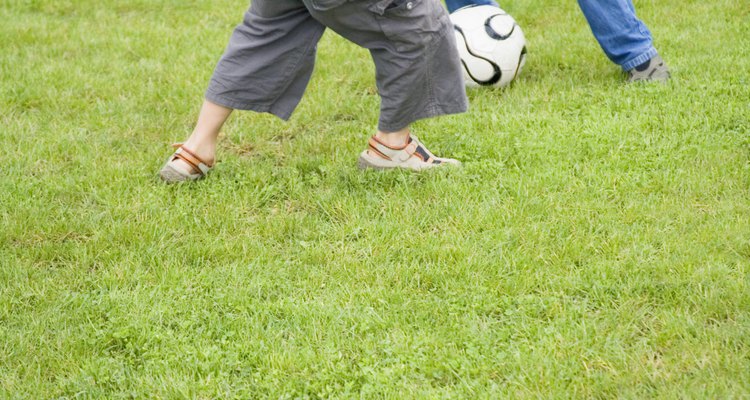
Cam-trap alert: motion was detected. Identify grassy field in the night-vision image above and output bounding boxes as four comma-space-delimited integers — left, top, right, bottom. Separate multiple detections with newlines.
2, 0, 749, 398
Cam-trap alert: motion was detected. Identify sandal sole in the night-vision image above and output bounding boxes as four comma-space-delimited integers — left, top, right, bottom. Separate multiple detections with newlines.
159, 164, 203, 183
357, 153, 459, 171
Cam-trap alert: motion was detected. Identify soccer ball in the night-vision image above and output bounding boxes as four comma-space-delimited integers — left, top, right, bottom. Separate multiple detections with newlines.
450, 5, 527, 88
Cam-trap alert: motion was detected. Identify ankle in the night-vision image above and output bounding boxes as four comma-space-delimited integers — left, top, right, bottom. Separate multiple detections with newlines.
375, 128, 410, 148
182, 138, 216, 165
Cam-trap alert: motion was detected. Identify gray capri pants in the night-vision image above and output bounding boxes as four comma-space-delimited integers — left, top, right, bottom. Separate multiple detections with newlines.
205, 0, 468, 132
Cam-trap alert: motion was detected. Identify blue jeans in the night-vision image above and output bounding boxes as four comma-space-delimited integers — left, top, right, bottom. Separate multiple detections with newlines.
444, 0, 657, 70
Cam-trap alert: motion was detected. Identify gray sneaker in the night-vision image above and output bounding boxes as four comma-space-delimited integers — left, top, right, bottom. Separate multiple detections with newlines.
627, 54, 670, 83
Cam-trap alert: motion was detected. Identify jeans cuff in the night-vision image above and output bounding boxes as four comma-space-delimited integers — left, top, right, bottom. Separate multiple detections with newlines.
620, 47, 658, 71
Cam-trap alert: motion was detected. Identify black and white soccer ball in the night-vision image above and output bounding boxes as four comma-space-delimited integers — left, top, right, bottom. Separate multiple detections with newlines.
450, 5, 527, 88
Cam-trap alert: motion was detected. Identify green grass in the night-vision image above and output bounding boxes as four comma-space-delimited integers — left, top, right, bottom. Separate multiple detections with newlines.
1, 0, 749, 398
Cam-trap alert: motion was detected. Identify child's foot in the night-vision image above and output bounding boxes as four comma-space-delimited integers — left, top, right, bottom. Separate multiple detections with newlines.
159, 144, 214, 183
627, 54, 670, 83
357, 134, 460, 171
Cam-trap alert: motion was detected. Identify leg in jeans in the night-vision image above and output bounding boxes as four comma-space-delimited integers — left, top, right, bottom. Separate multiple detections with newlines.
576, 0, 657, 71
447, 0, 662, 73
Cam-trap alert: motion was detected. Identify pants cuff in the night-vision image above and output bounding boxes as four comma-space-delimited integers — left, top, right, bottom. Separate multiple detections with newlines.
620, 47, 659, 71
204, 91, 293, 121
377, 102, 468, 132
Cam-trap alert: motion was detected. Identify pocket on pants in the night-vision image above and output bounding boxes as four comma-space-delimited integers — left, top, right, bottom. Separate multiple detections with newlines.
369, 0, 448, 53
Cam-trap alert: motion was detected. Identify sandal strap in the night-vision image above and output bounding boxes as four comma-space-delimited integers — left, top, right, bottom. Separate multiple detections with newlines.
368, 134, 445, 164
409, 136, 439, 164
368, 136, 418, 162
171, 146, 212, 176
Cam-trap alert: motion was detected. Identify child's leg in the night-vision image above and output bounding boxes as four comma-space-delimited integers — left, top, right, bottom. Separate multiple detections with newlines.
162, 0, 326, 180
325, 0, 467, 133
205, 0, 326, 117
307, 0, 467, 169
160, 100, 232, 180
179, 101, 232, 166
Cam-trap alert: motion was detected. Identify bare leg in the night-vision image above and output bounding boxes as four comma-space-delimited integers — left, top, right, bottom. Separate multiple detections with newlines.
161, 100, 232, 180
170, 100, 233, 173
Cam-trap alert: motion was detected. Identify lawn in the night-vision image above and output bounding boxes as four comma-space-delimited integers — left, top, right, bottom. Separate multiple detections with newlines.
1, 0, 749, 398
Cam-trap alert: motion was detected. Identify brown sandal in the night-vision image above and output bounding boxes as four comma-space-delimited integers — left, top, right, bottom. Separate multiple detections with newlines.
159, 143, 214, 183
